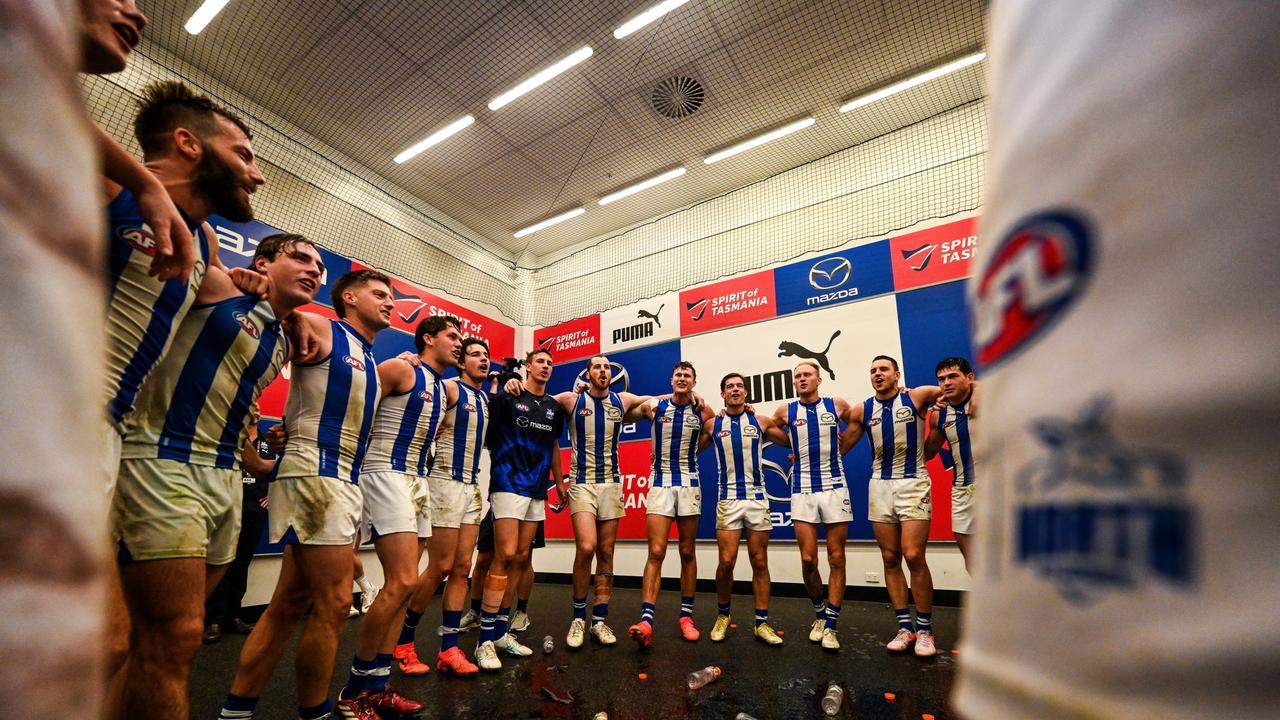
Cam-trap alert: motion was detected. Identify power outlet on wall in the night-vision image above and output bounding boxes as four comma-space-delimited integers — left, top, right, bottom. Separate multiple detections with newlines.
865, 572, 881, 584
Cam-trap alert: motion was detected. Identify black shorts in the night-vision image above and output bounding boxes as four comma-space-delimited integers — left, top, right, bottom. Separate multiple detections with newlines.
476, 508, 545, 553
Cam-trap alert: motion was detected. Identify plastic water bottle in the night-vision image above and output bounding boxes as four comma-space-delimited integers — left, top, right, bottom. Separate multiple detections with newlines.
821, 683, 844, 715
687, 666, 722, 690
542, 635, 554, 654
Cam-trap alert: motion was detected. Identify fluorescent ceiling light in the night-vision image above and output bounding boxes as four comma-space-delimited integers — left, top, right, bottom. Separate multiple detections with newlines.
839, 51, 987, 113
514, 207, 586, 238
393, 115, 475, 164
185, 0, 232, 34
598, 167, 686, 205
613, 0, 690, 39
703, 117, 816, 165
488, 46, 593, 111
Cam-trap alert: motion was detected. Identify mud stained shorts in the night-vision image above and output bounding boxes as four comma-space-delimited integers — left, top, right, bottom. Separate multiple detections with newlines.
359, 469, 419, 538
113, 458, 241, 564
790, 486, 853, 525
646, 485, 701, 518
568, 482, 625, 521
716, 498, 772, 532
103, 419, 123, 496
951, 483, 975, 534
269, 475, 363, 546
429, 477, 483, 529
867, 477, 932, 524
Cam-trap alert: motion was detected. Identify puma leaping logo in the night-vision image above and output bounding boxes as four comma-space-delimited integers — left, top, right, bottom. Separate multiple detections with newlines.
778, 330, 841, 380
637, 304, 664, 328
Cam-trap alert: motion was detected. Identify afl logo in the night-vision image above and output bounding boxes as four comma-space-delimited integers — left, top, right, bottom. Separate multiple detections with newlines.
233, 311, 260, 338
418, 390, 433, 402
578, 408, 593, 416
973, 210, 1093, 369
719, 430, 731, 438
463, 403, 476, 412
808, 256, 852, 290
869, 417, 882, 427
117, 225, 157, 256
343, 355, 365, 371
793, 418, 807, 427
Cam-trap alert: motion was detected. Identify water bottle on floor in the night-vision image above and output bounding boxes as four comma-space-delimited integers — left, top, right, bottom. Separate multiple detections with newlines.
687, 666, 722, 690
543, 635, 554, 654
821, 683, 844, 715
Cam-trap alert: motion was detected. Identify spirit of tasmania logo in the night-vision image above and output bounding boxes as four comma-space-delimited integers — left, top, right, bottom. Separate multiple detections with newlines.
1013, 398, 1196, 605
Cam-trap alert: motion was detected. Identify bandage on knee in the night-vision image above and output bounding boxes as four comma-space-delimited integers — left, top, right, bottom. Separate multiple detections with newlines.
482, 574, 508, 610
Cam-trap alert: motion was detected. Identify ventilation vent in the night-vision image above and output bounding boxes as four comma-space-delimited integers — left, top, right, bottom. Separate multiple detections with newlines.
651, 76, 705, 118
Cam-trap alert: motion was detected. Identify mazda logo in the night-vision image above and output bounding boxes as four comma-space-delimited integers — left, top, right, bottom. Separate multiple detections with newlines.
808, 257, 852, 290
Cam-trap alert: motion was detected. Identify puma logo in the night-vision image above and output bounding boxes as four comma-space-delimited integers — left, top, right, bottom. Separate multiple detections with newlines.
637, 304, 664, 328
777, 330, 841, 380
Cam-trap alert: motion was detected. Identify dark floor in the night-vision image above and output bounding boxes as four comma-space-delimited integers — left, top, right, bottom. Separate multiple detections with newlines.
192, 584, 960, 719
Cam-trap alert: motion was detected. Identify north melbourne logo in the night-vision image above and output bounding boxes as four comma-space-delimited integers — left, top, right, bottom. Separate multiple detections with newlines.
1014, 398, 1195, 605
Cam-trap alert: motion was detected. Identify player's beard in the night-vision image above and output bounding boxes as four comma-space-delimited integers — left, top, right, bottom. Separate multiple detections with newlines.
195, 149, 255, 222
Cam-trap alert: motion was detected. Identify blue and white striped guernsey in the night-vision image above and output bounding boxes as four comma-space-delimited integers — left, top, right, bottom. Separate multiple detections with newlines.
121, 295, 288, 468
569, 391, 624, 484
363, 363, 444, 477
863, 391, 927, 480
104, 188, 210, 433
938, 399, 976, 487
786, 398, 845, 493
650, 398, 702, 488
273, 319, 380, 484
428, 381, 489, 484
713, 412, 765, 501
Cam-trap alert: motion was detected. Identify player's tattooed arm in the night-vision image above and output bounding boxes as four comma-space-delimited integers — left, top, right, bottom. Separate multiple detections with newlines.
97, 125, 195, 283
924, 409, 946, 460
838, 399, 865, 455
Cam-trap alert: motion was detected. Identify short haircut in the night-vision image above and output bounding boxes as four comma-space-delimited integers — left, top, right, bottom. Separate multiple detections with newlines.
794, 360, 821, 375
251, 233, 315, 269
414, 314, 461, 353
459, 337, 489, 361
134, 81, 252, 159
673, 360, 696, 378
720, 372, 745, 391
329, 269, 390, 319
935, 356, 974, 376
872, 354, 900, 372
587, 354, 610, 368
526, 348, 553, 364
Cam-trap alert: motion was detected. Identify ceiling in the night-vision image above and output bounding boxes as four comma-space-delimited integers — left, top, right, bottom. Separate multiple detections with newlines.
141, 0, 986, 260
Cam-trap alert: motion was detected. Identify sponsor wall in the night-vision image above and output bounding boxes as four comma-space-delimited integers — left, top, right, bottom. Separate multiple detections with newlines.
536, 216, 979, 543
